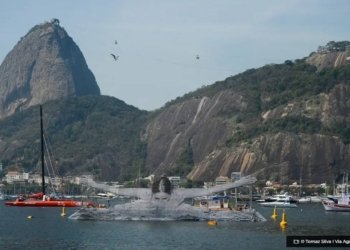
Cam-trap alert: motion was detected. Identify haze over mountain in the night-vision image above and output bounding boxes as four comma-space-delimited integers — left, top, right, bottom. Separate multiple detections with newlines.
1, 20, 350, 185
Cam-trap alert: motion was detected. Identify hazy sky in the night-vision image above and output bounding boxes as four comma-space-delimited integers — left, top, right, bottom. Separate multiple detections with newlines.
0, 0, 349, 111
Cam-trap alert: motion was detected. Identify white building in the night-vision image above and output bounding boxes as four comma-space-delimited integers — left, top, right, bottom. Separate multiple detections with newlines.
231, 172, 241, 182
215, 176, 230, 185
5, 170, 27, 183
168, 176, 181, 189
74, 175, 94, 185
28, 174, 43, 184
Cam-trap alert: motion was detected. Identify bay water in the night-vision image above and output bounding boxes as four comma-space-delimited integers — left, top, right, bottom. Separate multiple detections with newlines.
1, 201, 349, 249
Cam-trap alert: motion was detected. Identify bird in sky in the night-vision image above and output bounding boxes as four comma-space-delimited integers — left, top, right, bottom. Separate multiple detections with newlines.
196, 54, 200, 60
110, 53, 119, 61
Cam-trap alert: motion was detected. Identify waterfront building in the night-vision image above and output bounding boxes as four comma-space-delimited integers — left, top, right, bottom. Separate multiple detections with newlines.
5, 168, 25, 183
231, 172, 241, 182
168, 176, 181, 189
215, 176, 230, 185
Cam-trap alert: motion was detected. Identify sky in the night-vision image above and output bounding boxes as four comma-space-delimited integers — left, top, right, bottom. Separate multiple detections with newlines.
0, 0, 349, 111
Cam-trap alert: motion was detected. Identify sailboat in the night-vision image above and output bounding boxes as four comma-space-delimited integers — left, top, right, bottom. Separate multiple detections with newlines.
322, 173, 350, 212
5, 106, 94, 207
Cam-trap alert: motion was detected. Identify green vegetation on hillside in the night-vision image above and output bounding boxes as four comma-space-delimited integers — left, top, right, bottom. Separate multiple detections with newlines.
0, 96, 148, 181
165, 58, 350, 145
166, 60, 350, 115
2, 42, 350, 182
167, 139, 194, 177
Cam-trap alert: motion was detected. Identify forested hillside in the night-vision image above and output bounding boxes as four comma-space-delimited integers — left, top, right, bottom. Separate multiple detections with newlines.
0, 96, 148, 181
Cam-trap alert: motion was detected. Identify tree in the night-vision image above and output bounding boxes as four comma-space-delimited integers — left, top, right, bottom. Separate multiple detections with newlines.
51, 18, 60, 26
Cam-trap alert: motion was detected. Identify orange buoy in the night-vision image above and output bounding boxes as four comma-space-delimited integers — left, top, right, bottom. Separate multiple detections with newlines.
208, 220, 218, 226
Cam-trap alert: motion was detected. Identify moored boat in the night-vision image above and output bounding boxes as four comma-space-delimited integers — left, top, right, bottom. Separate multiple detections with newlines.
5, 198, 93, 207
297, 196, 322, 203
5, 192, 93, 207
257, 193, 298, 204
322, 173, 350, 212
5, 106, 94, 208
259, 201, 298, 208
297, 197, 311, 203
322, 198, 350, 212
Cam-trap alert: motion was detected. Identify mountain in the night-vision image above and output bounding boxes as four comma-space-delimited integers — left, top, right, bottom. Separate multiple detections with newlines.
143, 41, 350, 184
0, 96, 147, 182
1, 24, 350, 186
0, 19, 100, 119
0, 20, 143, 182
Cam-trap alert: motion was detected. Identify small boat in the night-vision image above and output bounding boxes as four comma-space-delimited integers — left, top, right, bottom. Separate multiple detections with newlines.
322, 197, 350, 212
258, 192, 298, 204
322, 200, 350, 212
297, 197, 311, 203
322, 174, 350, 212
5, 106, 94, 208
322, 193, 350, 212
96, 192, 115, 199
260, 201, 297, 208
297, 196, 322, 203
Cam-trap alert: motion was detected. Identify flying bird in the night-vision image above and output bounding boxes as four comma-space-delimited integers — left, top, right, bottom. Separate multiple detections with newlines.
110, 53, 119, 61
196, 54, 200, 60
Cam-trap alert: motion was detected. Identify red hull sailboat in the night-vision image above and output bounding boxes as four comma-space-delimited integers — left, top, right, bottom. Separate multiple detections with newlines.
5, 192, 94, 207
5, 106, 94, 208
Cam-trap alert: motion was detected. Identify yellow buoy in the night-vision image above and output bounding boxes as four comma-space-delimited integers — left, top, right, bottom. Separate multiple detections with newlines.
279, 209, 287, 227
61, 207, 66, 217
208, 220, 218, 226
271, 207, 278, 220
27, 215, 33, 219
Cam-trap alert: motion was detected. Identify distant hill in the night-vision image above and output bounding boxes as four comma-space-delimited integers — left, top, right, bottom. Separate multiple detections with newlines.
0, 19, 100, 119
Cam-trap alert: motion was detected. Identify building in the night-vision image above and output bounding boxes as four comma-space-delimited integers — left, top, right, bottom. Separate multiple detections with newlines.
231, 172, 241, 182
50, 177, 63, 188
28, 174, 43, 184
5, 169, 26, 183
215, 176, 230, 186
168, 176, 181, 189
74, 175, 94, 185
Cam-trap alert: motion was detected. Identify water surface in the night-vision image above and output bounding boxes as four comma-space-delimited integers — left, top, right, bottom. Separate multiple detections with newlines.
0, 201, 349, 249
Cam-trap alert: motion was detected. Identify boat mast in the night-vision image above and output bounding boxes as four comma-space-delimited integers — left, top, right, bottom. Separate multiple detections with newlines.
40, 105, 45, 195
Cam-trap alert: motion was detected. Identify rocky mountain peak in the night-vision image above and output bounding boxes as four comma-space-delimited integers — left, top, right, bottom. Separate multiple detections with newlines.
306, 41, 350, 71
0, 19, 100, 118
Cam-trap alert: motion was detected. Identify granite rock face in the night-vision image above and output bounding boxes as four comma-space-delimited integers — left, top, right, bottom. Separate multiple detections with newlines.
144, 84, 350, 184
306, 50, 350, 71
0, 20, 100, 118
143, 42, 350, 184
